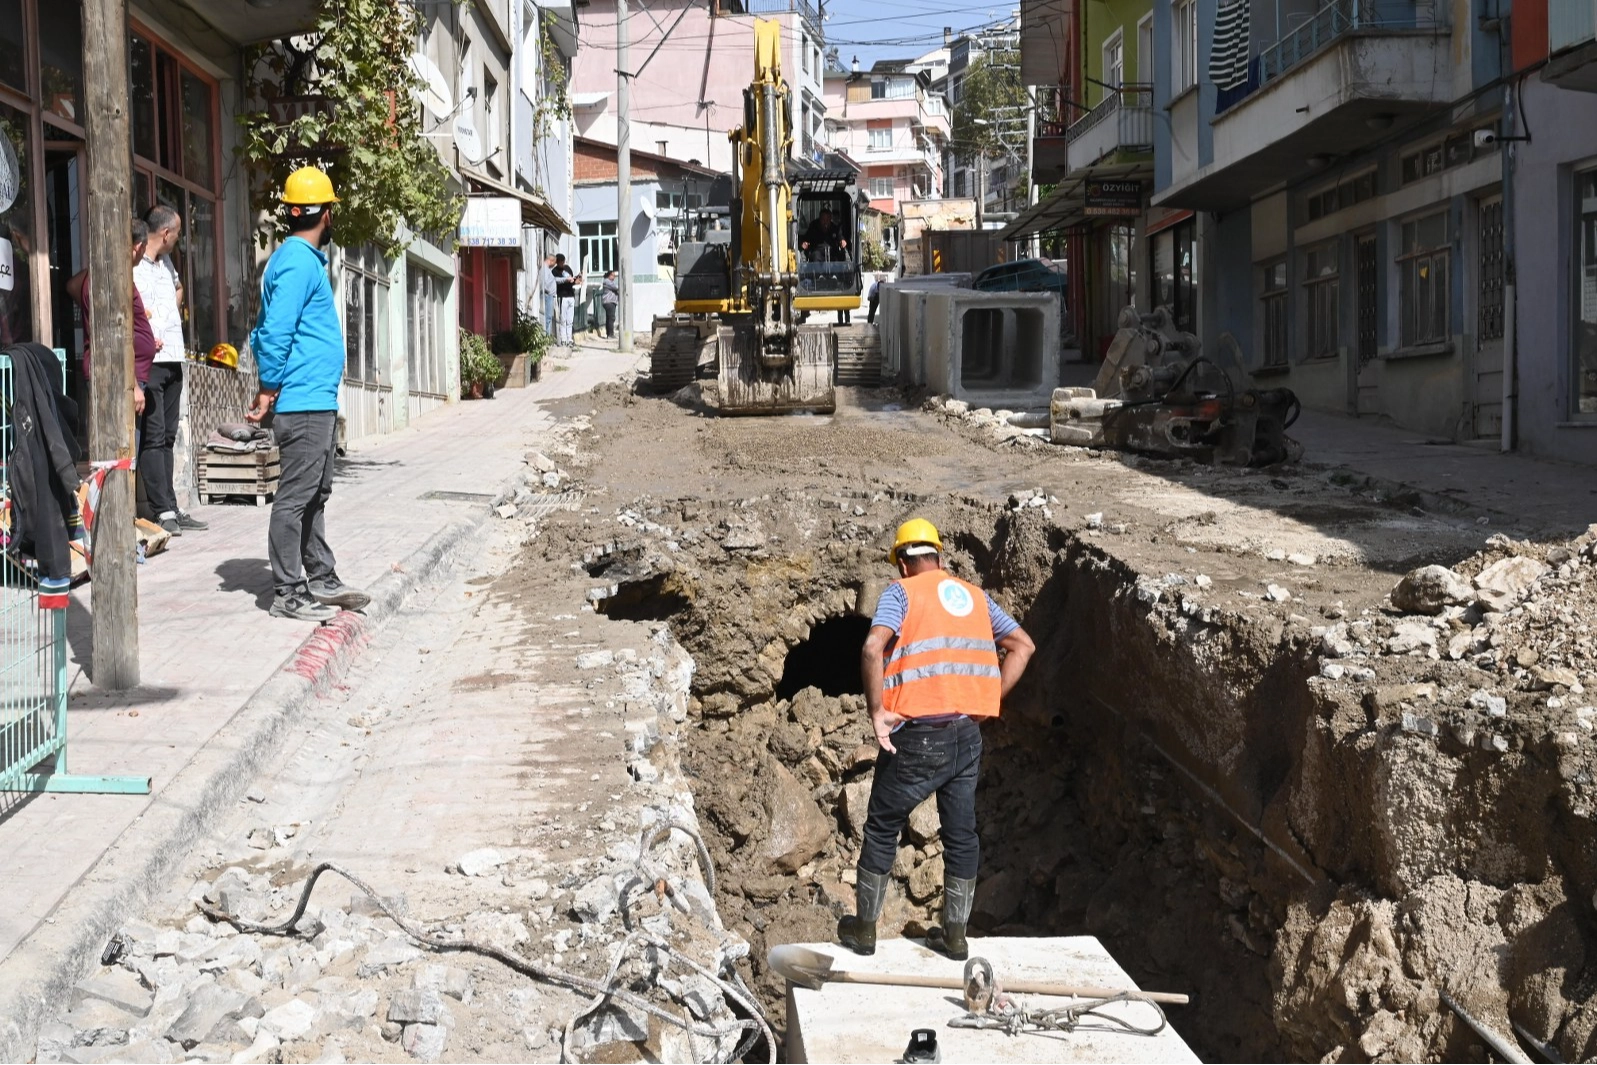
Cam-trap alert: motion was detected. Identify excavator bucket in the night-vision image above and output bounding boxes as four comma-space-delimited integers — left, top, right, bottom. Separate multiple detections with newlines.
717, 323, 835, 414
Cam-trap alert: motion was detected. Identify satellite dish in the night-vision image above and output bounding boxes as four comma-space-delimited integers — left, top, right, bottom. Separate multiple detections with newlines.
409, 52, 453, 120
640, 197, 656, 220
455, 109, 485, 164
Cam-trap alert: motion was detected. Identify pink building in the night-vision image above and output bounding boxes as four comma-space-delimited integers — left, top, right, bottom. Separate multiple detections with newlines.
571, 0, 828, 173
822, 61, 951, 217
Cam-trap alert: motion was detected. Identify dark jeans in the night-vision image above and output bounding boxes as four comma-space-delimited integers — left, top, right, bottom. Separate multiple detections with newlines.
867, 295, 879, 324
269, 410, 339, 598
838, 309, 852, 324
139, 362, 183, 516
603, 303, 616, 338
860, 717, 983, 880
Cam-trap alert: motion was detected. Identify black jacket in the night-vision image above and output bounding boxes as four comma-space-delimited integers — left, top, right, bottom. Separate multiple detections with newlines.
5, 343, 83, 593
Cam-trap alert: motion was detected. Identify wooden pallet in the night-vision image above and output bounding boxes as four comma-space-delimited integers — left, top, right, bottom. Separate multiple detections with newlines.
198, 448, 281, 506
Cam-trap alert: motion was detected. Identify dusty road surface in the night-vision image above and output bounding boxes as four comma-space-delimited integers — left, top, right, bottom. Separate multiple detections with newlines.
35, 372, 1597, 1064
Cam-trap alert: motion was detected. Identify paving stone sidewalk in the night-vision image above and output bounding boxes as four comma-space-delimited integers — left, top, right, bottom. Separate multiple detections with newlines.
0, 348, 641, 972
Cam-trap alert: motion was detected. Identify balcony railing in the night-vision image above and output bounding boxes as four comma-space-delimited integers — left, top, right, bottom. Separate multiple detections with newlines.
729, 0, 822, 37
1259, 0, 1441, 84
1064, 84, 1154, 161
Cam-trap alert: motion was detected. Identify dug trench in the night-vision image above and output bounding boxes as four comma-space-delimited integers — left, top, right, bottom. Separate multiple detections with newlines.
533, 385, 1597, 1062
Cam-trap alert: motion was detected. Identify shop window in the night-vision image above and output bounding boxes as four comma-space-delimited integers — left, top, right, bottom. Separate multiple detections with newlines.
37, 0, 82, 125
1260, 261, 1287, 367
343, 245, 389, 383
580, 221, 617, 276
0, 0, 24, 94
1303, 243, 1339, 358
180, 71, 214, 188
1150, 219, 1197, 332
1575, 169, 1597, 414
0, 102, 34, 347
408, 267, 448, 397
130, 36, 157, 162
1398, 212, 1449, 348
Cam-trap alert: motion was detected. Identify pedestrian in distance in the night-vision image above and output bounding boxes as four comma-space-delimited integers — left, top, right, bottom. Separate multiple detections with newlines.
246, 167, 371, 622
134, 204, 207, 537
867, 273, 883, 325
551, 254, 580, 346
540, 254, 557, 336
837, 518, 1035, 961
601, 269, 619, 339
67, 219, 159, 418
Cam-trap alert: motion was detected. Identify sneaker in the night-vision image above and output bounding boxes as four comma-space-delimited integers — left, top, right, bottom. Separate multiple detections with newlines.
308, 579, 371, 612
159, 517, 182, 537
175, 511, 209, 531
269, 593, 338, 622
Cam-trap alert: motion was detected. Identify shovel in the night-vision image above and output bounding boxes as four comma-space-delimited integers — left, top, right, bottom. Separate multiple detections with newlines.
767, 944, 1190, 1005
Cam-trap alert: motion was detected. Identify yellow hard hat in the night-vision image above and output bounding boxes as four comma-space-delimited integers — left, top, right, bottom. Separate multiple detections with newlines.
281, 167, 339, 206
889, 517, 943, 564
206, 343, 239, 370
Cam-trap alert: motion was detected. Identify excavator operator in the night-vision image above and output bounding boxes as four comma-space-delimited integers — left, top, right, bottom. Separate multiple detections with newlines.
799, 208, 848, 260
837, 518, 1035, 962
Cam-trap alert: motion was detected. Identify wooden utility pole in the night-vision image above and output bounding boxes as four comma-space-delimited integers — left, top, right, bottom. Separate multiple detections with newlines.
82, 0, 140, 689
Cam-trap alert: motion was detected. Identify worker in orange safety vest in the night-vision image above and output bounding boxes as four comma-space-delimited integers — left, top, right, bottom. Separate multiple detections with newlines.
837, 518, 1035, 960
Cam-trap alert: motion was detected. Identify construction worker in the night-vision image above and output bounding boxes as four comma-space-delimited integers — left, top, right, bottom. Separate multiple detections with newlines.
838, 518, 1035, 960
246, 167, 370, 621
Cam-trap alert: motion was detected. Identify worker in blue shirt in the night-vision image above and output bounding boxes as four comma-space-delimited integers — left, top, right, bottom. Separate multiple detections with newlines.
246, 167, 370, 622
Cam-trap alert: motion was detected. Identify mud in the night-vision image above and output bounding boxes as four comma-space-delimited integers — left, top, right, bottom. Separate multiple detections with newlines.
532, 380, 1597, 1062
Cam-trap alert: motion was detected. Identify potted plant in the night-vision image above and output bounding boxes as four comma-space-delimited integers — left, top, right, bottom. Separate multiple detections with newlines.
491, 310, 551, 387
459, 330, 500, 399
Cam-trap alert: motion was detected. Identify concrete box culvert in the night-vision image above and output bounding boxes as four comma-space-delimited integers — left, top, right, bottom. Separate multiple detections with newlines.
921, 290, 1060, 410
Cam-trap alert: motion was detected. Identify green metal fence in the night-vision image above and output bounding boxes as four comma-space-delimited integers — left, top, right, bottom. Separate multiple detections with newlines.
0, 348, 147, 795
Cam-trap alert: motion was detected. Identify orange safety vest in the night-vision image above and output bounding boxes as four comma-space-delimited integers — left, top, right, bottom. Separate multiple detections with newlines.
881, 570, 1003, 719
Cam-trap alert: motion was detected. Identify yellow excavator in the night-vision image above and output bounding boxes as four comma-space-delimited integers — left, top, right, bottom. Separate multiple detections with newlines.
653, 18, 862, 414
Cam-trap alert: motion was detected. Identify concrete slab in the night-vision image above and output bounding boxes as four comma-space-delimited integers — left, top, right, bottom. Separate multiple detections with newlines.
784, 936, 1201, 1064
922, 290, 1060, 409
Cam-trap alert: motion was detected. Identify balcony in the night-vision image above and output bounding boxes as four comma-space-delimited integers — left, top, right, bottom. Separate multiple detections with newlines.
1544, 0, 1597, 91
1065, 86, 1154, 173
1157, 0, 1450, 211
725, 0, 823, 38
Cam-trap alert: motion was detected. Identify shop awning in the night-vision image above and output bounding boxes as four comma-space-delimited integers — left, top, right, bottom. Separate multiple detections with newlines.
998, 160, 1154, 242
460, 167, 573, 237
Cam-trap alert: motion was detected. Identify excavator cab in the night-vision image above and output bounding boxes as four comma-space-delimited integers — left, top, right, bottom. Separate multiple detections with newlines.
791, 172, 862, 306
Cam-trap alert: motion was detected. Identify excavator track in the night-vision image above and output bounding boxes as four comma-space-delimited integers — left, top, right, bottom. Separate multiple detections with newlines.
716, 323, 835, 415
648, 318, 717, 394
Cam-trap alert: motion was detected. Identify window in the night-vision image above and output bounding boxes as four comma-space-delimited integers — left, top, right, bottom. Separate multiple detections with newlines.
802, 36, 811, 74
1574, 169, 1597, 413
1102, 29, 1124, 90
1400, 127, 1497, 185
869, 176, 894, 199
1138, 15, 1154, 84
1150, 219, 1197, 331
579, 220, 618, 276
1172, 0, 1198, 94
483, 70, 500, 163
1261, 261, 1288, 367
1398, 212, 1450, 348
868, 125, 892, 150
1303, 244, 1339, 358
407, 267, 448, 398
871, 76, 914, 100
1307, 170, 1377, 221
343, 245, 390, 383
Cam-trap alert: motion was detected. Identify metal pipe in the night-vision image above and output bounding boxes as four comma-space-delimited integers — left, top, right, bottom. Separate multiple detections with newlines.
1440, 991, 1532, 1065
1500, 67, 1519, 453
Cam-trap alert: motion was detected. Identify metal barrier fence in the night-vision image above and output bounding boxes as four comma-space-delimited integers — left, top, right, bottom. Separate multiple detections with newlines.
0, 348, 148, 795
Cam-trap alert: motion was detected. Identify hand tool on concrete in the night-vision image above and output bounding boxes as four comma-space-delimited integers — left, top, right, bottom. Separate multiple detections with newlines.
767, 944, 1191, 1005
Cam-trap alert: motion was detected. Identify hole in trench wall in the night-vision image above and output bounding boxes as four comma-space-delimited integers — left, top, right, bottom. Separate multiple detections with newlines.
775, 614, 871, 700
594, 574, 692, 621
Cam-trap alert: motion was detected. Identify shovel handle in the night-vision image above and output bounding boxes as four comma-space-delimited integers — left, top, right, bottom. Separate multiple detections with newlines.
831, 970, 1190, 1005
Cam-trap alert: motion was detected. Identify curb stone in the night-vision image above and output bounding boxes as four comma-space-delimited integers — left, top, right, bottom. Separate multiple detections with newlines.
0, 494, 503, 1063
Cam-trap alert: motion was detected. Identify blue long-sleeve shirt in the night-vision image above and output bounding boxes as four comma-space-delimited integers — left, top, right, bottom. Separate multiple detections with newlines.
249, 236, 344, 413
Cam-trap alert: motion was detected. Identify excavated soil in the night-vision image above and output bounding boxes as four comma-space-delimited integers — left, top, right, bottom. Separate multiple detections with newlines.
531, 380, 1597, 1061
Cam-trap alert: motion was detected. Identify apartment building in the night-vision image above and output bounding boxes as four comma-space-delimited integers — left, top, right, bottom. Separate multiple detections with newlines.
821, 60, 951, 215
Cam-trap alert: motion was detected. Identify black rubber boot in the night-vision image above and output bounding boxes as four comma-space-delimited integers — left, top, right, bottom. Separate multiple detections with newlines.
926, 875, 976, 960
837, 867, 890, 956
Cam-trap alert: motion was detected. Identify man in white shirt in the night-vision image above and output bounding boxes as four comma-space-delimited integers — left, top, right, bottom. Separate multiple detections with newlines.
133, 205, 207, 536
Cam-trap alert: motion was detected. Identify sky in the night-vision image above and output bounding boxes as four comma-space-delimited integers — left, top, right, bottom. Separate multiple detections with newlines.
818, 0, 1020, 69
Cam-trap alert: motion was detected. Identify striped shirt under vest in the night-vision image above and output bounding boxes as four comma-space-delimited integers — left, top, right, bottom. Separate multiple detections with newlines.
881, 571, 1003, 719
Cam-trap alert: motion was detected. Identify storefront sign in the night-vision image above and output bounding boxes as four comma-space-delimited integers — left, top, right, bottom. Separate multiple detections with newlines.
268, 95, 338, 126
0, 132, 19, 215
0, 237, 12, 292
459, 197, 522, 247
1084, 180, 1142, 217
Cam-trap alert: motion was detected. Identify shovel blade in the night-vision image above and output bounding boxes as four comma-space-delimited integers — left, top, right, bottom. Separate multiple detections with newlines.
767, 943, 838, 992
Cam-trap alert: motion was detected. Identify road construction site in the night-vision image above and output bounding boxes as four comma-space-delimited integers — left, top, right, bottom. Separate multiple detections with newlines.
27, 355, 1597, 1063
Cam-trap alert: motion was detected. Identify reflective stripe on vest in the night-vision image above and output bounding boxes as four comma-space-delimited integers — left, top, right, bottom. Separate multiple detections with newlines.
881, 571, 1002, 719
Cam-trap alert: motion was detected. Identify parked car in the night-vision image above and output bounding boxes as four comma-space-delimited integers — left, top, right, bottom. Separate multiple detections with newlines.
973, 258, 1073, 344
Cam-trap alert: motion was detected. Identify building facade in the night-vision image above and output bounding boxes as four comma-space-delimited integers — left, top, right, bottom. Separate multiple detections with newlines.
820, 61, 950, 218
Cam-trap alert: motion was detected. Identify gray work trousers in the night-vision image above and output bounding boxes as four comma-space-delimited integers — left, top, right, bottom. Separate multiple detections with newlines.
269, 410, 339, 598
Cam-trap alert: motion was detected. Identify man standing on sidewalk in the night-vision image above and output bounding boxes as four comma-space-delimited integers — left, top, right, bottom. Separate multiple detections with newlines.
551, 253, 579, 346
246, 167, 370, 622
600, 270, 619, 340
837, 518, 1034, 961
134, 205, 207, 537
539, 254, 558, 336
